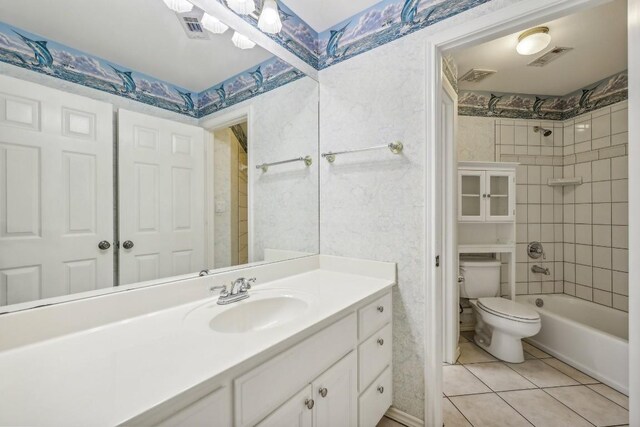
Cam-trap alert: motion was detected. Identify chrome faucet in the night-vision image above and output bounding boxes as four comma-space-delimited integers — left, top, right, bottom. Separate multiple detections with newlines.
531, 265, 550, 275
210, 277, 256, 305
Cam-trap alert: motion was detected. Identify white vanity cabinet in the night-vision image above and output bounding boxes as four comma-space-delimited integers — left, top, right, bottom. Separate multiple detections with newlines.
234, 290, 391, 427
259, 352, 358, 427
459, 163, 516, 222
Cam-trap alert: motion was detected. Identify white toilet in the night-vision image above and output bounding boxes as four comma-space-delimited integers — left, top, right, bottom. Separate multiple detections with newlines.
460, 259, 541, 363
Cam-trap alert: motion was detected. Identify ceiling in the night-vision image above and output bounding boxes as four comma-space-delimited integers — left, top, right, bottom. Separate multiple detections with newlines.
452, 0, 627, 95
0, 0, 274, 92
282, 0, 382, 32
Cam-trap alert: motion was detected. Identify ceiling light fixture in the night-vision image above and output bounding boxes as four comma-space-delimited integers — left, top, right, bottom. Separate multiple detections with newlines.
201, 12, 229, 34
162, 0, 193, 13
258, 0, 283, 34
232, 31, 256, 49
227, 0, 256, 15
516, 27, 551, 56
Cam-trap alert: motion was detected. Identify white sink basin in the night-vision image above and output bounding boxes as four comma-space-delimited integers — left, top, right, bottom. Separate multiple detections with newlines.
209, 296, 309, 334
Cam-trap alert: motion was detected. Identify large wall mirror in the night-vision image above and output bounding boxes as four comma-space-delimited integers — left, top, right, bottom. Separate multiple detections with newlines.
0, 0, 319, 312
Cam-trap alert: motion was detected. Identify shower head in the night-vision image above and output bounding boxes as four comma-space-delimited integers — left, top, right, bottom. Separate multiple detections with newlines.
534, 126, 552, 137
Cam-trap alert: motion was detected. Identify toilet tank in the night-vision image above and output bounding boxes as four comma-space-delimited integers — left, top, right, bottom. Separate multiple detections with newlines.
459, 259, 501, 299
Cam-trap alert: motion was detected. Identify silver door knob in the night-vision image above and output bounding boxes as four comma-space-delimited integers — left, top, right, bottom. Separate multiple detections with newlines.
122, 240, 134, 250
304, 398, 315, 410
319, 388, 328, 398
98, 240, 111, 250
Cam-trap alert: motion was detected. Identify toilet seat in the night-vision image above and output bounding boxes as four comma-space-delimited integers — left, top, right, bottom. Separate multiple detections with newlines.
477, 297, 540, 323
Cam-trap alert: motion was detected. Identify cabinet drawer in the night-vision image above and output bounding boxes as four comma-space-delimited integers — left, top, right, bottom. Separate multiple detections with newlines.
358, 293, 392, 340
234, 313, 357, 427
358, 323, 392, 391
358, 367, 392, 427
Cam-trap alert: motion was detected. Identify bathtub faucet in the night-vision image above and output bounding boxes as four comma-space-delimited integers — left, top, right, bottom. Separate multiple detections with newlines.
531, 265, 550, 275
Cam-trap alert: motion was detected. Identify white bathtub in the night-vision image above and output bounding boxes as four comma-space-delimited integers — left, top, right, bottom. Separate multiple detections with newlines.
516, 294, 628, 394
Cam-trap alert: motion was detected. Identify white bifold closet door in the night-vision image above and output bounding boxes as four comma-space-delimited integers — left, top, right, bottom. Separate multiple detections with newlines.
118, 109, 205, 285
0, 75, 114, 306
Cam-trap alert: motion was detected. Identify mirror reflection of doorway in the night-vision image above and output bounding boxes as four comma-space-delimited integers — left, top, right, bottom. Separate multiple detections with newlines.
213, 122, 248, 269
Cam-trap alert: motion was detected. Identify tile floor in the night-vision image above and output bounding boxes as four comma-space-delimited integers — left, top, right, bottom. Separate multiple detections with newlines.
443, 332, 629, 427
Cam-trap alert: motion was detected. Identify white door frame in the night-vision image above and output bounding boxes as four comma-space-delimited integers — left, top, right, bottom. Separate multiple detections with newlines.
424, 0, 636, 425
200, 107, 255, 265
441, 77, 459, 365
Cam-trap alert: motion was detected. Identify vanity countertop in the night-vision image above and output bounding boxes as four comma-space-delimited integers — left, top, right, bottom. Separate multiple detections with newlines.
0, 259, 395, 426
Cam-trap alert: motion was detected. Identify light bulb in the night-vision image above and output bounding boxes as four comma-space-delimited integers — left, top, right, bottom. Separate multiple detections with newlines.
258, 0, 282, 34
201, 13, 229, 34
162, 0, 193, 13
232, 31, 256, 49
516, 27, 551, 56
227, 0, 255, 15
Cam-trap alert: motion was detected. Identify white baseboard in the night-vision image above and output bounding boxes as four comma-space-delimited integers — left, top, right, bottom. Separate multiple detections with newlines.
385, 406, 424, 427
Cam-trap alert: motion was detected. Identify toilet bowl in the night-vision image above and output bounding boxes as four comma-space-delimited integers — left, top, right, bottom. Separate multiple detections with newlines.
470, 297, 541, 363
460, 258, 542, 363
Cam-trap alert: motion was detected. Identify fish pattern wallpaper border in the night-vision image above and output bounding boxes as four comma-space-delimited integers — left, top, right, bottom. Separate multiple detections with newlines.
458, 70, 628, 121
222, 0, 493, 70
0, 21, 303, 118
0, 21, 200, 118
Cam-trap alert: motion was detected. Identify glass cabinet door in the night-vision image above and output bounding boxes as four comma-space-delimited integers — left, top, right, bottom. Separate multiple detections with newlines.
458, 171, 484, 221
486, 172, 514, 221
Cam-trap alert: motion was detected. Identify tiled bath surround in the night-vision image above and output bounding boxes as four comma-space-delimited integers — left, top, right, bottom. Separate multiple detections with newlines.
458, 101, 629, 312
495, 119, 565, 297
561, 102, 629, 311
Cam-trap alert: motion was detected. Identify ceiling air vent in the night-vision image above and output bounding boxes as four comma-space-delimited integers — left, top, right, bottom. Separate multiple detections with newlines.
176, 12, 210, 40
528, 47, 573, 67
459, 69, 497, 84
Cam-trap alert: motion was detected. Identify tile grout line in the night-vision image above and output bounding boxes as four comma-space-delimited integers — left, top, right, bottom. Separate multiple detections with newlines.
445, 396, 476, 427
538, 387, 598, 427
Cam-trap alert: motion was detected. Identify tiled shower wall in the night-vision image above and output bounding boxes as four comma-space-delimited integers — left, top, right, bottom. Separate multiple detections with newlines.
459, 101, 629, 312
494, 120, 566, 297
561, 102, 629, 312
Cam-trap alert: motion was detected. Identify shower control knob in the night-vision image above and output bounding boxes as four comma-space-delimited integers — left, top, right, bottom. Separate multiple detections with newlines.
122, 240, 134, 250
98, 240, 111, 250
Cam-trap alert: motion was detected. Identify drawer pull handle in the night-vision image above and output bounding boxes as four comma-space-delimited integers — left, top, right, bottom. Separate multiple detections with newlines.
305, 398, 315, 410
319, 387, 328, 398
377, 338, 384, 346
377, 386, 385, 394
377, 305, 384, 313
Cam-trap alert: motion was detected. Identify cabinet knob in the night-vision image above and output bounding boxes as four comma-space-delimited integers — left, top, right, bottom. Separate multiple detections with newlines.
377, 386, 385, 394
122, 240, 134, 250
482, 194, 487, 198
319, 387, 328, 398
98, 240, 111, 250
377, 338, 384, 346
377, 305, 384, 313
304, 398, 315, 410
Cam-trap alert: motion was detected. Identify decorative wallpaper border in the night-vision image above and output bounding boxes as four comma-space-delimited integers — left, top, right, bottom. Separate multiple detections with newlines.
458, 70, 628, 121
0, 21, 303, 118
223, 0, 493, 71
198, 56, 304, 116
0, 22, 200, 117
316, 0, 491, 69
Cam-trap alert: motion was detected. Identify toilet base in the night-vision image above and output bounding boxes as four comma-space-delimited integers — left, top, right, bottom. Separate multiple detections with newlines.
474, 330, 525, 363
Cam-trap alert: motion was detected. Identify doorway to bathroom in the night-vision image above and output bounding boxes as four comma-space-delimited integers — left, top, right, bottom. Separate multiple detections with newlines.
424, 0, 638, 425
209, 121, 249, 269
